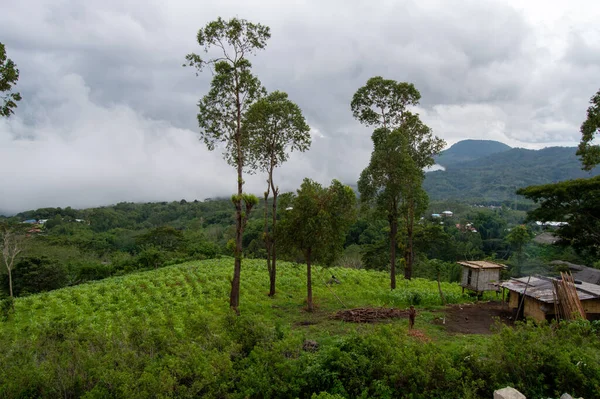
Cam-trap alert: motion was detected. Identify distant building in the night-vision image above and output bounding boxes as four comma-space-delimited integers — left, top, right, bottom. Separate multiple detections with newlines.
442, 211, 453, 217
459, 260, 505, 293
456, 223, 478, 233
22, 219, 38, 224
535, 221, 568, 228
431, 213, 441, 218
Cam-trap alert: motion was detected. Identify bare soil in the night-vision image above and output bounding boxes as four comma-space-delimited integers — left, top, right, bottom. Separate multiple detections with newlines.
331, 307, 410, 323
433, 301, 514, 334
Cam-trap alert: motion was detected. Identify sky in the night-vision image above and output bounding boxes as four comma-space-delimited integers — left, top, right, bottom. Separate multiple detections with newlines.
1, 0, 599, 214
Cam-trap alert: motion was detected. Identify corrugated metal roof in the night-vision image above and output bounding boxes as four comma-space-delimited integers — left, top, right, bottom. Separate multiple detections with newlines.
500, 276, 600, 303
458, 260, 505, 269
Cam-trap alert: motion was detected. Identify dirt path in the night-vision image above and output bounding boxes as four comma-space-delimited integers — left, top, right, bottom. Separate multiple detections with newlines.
434, 301, 513, 334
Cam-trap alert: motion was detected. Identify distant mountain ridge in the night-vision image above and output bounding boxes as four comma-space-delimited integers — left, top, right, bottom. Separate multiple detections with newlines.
435, 139, 512, 167
424, 140, 600, 202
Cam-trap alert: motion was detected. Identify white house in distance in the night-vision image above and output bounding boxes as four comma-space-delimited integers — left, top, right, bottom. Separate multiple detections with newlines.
458, 260, 505, 293
442, 211, 453, 217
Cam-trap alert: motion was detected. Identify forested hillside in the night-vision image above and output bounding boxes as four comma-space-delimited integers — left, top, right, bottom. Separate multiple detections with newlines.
425, 144, 600, 202
435, 139, 511, 166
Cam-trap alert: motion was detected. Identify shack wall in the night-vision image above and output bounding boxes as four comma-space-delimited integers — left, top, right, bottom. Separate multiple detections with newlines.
476, 269, 501, 291
461, 268, 480, 290
582, 298, 600, 316
524, 297, 547, 322
508, 290, 519, 308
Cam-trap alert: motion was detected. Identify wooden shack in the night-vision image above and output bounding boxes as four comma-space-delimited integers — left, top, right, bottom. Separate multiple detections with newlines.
459, 260, 504, 293
501, 276, 600, 322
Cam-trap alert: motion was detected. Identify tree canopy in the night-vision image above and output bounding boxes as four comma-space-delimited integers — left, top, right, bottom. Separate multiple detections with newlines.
517, 176, 600, 257
577, 88, 600, 171
350, 76, 420, 129
0, 42, 21, 118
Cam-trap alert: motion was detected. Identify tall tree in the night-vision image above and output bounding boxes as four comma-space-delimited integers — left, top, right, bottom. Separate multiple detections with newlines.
0, 42, 21, 117
0, 225, 24, 298
576, 88, 600, 171
278, 179, 356, 312
353, 78, 444, 286
185, 17, 270, 313
396, 114, 445, 279
243, 91, 311, 296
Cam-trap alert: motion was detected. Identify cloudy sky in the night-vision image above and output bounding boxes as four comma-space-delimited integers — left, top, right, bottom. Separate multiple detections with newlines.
1, 0, 599, 214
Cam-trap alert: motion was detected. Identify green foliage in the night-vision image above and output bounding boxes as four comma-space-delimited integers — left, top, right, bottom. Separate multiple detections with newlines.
518, 176, 600, 257
2, 256, 68, 297
0, 259, 599, 398
577, 88, 600, 171
0, 297, 14, 321
135, 226, 185, 252
244, 90, 311, 172
279, 179, 357, 266
0, 42, 21, 117
137, 245, 166, 269
350, 76, 420, 129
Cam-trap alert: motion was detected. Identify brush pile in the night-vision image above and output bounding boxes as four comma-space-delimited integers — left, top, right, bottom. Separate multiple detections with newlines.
331, 307, 409, 323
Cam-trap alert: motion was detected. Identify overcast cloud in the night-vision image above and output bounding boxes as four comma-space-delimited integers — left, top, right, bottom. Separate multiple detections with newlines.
1, 0, 599, 214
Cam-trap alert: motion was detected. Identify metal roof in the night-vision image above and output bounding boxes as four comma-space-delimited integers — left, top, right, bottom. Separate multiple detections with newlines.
458, 260, 505, 270
549, 261, 600, 285
500, 276, 600, 304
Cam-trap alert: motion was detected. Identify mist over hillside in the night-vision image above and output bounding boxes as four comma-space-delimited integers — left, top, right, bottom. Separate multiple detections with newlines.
424, 140, 599, 202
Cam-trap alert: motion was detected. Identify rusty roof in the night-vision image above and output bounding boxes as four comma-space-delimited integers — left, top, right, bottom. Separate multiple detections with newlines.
500, 276, 600, 303
457, 260, 505, 269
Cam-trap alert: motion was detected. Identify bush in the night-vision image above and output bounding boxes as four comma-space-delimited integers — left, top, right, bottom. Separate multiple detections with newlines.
1, 256, 68, 296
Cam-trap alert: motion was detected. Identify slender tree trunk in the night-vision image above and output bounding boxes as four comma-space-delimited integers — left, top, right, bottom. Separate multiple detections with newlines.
8, 267, 13, 298
404, 204, 414, 280
230, 74, 243, 314
389, 215, 397, 290
269, 168, 278, 297
231, 196, 243, 313
264, 184, 273, 296
306, 248, 313, 312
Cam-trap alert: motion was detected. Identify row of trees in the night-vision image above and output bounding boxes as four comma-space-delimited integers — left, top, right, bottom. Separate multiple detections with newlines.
186, 17, 449, 312
185, 18, 314, 311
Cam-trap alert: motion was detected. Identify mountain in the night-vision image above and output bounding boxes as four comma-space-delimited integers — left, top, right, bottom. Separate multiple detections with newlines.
424, 144, 600, 202
435, 140, 512, 167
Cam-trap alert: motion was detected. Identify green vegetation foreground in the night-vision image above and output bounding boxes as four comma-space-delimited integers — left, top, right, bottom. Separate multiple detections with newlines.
1, 259, 599, 398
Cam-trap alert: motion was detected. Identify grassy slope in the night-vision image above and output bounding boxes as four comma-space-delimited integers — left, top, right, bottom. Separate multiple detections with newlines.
4, 258, 472, 339
1, 259, 599, 398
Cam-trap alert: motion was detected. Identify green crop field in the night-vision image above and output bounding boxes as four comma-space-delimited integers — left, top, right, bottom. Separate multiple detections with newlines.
1, 259, 599, 398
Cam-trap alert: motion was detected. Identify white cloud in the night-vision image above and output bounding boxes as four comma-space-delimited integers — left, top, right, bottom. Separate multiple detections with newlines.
2, 0, 600, 213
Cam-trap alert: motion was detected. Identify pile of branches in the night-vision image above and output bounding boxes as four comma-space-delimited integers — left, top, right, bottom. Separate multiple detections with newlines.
552, 272, 586, 321
331, 307, 409, 323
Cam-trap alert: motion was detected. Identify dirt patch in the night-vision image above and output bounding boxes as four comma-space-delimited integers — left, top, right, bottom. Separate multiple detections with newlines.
331, 307, 409, 323
433, 301, 513, 334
